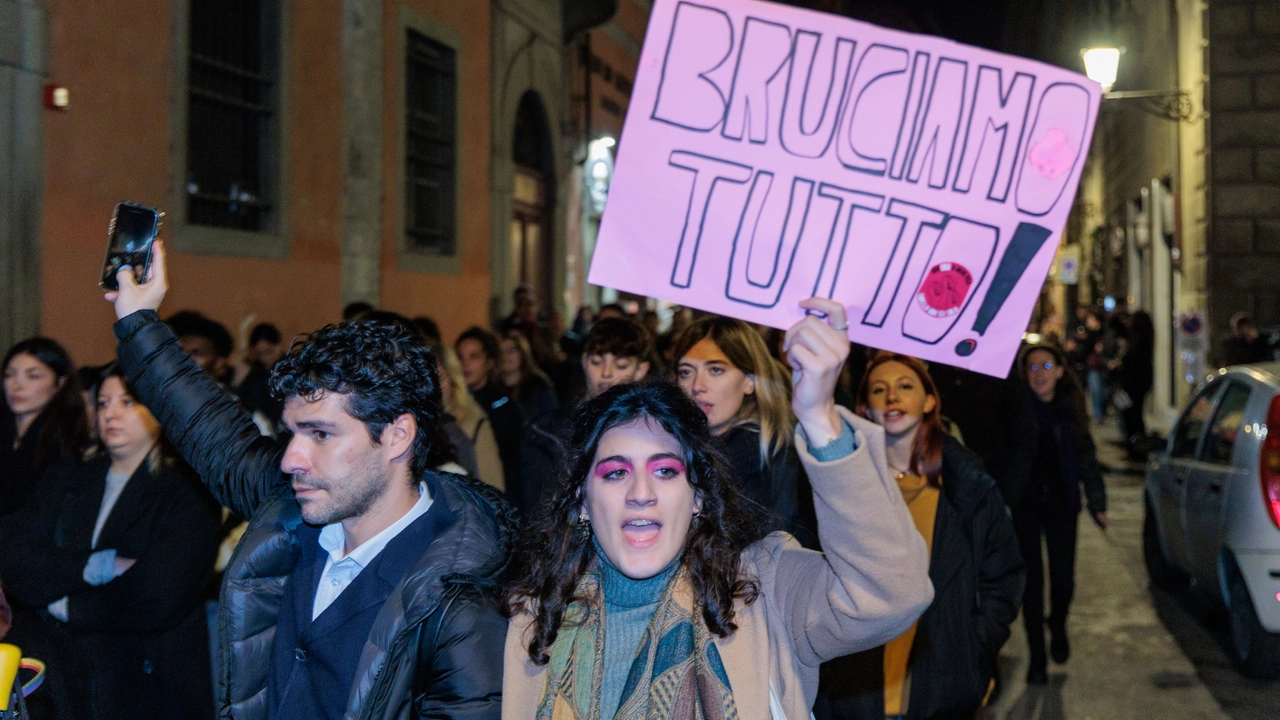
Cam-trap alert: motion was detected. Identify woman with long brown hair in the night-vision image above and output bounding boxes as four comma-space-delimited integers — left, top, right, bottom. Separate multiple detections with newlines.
1, 338, 91, 519
817, 352, 1023, 719
500, 330, 559, 422
673, 316, 818, 547
503, 299, 933, 720
1015, 343, 1107, 684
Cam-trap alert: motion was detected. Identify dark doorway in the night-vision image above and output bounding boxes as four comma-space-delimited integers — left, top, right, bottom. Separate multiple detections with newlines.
511, 91, 555, 309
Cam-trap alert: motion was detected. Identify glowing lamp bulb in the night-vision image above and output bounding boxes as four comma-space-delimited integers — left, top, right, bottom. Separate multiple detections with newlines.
1082, 48, 1120, 92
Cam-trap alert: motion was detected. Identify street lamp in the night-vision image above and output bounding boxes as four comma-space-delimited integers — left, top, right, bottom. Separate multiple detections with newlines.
1082, 47, 1120, 92
1081, 46, 1192, 122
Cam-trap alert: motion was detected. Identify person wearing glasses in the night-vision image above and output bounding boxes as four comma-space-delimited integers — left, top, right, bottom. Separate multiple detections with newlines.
1015, 344, 1107, 684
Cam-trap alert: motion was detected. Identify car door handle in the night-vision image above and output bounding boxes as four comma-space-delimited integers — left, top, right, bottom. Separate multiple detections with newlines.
1174, 471, 1187, 485
1209, 481, 1224, 493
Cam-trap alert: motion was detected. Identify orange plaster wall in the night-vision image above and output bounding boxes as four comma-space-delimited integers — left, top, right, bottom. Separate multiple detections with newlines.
39, 0, 488, 367
41, 0, 348, 366
379, 0, 493, 345
41, 0, 178, 366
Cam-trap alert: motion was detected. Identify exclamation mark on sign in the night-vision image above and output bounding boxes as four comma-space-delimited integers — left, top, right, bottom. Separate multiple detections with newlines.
954, 222, 1053, 357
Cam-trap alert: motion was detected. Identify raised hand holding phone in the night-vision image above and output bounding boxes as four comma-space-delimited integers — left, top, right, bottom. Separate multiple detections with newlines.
104, 238, 169, 320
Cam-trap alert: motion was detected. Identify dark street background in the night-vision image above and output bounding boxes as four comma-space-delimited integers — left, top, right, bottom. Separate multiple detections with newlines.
981, 418, 1280, 720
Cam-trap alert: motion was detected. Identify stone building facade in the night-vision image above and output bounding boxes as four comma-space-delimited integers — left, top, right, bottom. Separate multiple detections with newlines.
1206, 1, 1280, 351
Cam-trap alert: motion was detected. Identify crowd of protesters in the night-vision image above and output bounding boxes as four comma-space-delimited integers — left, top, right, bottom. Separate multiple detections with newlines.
5, 240, 1239, 719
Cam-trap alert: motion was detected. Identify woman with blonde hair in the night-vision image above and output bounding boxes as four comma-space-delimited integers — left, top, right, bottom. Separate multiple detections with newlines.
434, 343, 506, 492
673, 315, 818, 548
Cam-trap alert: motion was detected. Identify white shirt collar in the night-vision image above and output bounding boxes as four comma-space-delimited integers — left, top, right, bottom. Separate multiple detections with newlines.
316, 482, 433, 570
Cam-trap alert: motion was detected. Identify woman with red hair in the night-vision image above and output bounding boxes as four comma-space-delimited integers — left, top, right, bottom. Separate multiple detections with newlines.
816, 353, 1024, 720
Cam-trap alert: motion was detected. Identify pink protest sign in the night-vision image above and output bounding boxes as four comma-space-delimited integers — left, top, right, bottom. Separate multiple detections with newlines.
588, 0, 1100, 377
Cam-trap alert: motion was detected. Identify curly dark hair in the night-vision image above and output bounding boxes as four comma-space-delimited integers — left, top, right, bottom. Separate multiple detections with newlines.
505, 382, 763, 665
269, 320, 441, 480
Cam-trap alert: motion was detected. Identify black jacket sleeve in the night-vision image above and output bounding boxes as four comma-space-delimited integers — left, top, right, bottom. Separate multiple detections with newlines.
1000, 384, 1038, 511
66, 475, 222, 632
114, 310, 289, 519
1076, 426, 1108, 515
943, 438, 1025, 666
972, 481, 1026, 663
413, 586, 505, 720
516, 418, 566, 519
0, 460, 96, 607
772, 449, 820, 551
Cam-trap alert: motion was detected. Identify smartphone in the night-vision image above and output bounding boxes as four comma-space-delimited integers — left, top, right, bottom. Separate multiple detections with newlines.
99, 202, 163, 291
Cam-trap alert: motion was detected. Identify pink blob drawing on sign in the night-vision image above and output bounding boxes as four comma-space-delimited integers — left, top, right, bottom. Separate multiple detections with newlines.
916, 262, 974, 319
1027, 128, 1076, 179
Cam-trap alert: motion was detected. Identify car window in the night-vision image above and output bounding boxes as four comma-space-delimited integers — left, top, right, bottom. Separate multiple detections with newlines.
1202, 382, 1252, 465
1171, 382, 1224, 459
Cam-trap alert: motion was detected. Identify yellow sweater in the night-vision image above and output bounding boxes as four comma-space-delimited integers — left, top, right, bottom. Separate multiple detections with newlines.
883, 472, 940, 716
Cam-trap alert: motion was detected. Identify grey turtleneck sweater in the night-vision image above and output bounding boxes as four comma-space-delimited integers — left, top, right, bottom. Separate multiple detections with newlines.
597, 545, 679, 720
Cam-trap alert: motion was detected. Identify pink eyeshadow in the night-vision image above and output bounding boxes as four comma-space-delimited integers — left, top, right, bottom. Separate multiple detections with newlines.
595, 460, 632, 478
647, 460, 686, 475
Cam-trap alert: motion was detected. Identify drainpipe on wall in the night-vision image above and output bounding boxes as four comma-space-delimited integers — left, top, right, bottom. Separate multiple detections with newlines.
0, 0, 48, 351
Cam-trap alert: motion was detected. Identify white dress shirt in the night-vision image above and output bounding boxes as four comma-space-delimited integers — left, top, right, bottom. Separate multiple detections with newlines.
311, 482, 433, 620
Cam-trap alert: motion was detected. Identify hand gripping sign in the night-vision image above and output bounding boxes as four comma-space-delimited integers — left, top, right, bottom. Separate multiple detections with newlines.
587, 0, 1100, 377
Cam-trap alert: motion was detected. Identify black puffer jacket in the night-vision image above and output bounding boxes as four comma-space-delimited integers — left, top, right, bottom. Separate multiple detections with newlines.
815, 437, 1025, 720
114, 310, 514, 720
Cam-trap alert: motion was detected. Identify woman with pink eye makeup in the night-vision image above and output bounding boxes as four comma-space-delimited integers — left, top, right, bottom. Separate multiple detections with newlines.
504, 298, 933, 720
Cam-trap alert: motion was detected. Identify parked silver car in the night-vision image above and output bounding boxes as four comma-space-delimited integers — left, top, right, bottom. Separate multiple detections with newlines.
1144, 362, 1280, 679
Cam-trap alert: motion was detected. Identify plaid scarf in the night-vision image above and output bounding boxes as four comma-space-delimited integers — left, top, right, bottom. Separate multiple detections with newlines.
536, 558, 739, 720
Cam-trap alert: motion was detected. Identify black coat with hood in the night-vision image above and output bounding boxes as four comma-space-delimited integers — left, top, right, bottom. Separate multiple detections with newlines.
815, 438, 1025, 720
113, 310, 515, 720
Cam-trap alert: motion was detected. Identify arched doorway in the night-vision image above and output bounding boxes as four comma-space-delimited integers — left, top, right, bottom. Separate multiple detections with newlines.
510, 91, 555, 309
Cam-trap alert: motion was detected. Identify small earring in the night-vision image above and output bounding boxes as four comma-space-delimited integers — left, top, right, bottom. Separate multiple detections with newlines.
578, 511, 589, 525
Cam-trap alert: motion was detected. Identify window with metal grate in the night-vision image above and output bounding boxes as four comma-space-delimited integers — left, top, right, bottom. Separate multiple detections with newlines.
185, 0, 279, 232
405, 29, 457, 257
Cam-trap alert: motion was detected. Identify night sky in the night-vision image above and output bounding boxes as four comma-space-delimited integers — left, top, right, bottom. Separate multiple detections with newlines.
784, 0, 1018, 52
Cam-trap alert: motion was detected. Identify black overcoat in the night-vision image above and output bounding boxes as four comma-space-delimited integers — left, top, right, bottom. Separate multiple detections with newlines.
1, 452, 221, 720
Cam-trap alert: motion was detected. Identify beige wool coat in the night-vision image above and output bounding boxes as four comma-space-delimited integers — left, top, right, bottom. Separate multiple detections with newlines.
502, 409, 935, 720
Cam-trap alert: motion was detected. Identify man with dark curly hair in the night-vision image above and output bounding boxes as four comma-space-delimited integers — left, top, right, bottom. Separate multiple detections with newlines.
103, 242, 512, 720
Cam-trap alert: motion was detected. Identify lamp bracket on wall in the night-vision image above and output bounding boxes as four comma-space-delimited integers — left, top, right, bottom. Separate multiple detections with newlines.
1102, 90, 1195, 122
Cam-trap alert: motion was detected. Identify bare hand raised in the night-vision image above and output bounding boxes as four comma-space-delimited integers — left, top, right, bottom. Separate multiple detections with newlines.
104, 239, 169, 320
783, 297, 851, 447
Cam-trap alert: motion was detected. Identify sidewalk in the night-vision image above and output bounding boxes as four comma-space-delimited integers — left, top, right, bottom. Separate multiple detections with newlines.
980, 420, 1228, 720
